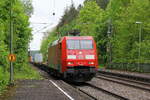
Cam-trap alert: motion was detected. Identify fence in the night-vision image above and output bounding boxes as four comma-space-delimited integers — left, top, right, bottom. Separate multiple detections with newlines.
107, 63, 150, 73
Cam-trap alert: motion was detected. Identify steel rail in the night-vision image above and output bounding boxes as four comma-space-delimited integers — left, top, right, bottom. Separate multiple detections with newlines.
32, 63, 97, 100
96, 75, 150, 92
85, 83, 129, 100
75, 87, 97, 100
97, 72, 150, 86
98, 70, 150, 83
98, 71, 150, 86
33, 64, 130, 100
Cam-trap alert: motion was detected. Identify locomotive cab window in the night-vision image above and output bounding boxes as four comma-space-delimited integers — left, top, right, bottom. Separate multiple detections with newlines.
67, 40, 80, 49
80, 40, 93, 49
67, 39, 93, 49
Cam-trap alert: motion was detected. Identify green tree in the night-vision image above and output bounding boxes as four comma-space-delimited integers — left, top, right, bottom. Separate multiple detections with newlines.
0, 0, 38, 92
41, 0, 150, 72
111, 0, 150, 63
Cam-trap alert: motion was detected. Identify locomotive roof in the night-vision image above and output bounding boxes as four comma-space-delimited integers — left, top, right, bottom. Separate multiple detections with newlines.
62, 36, 93, 40
50, 36, 94, 47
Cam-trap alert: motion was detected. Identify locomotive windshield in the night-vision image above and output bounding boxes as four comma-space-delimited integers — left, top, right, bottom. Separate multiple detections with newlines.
67, 40, 93, 49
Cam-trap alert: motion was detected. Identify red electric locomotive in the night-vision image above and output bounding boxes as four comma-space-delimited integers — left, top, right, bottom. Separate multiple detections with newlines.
48, 36, 98, 82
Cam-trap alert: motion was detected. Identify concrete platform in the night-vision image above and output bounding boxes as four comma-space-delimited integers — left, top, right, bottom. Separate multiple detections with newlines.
6, 80, 70, 100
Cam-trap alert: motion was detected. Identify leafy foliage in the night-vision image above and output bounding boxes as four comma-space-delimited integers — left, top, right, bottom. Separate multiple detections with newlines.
41, 0, 150, 72
0, 0, 40, 92
109, 0, 150, 63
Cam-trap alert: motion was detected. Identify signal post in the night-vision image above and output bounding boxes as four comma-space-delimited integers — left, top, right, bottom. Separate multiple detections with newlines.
9, 0, 14, 85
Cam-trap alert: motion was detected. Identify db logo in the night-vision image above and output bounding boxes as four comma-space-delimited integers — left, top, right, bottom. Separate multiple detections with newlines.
8, 54, 16, 62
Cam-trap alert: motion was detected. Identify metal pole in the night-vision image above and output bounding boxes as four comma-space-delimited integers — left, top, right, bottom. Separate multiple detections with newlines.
138, 23, 142, 71
136, 21, 142, 71
107, 19, 112, 67
9, 0, 14, 85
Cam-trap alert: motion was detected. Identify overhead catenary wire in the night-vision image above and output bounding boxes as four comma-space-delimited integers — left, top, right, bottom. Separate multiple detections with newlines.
31, 22, 51, 25
33, 23, 54, 34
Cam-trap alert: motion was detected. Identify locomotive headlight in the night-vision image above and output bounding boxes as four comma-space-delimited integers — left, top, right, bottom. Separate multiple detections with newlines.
86, 55, 95, 59
68, 62, 73, 65
89, 62, 94, 64
67, 55, 76, 59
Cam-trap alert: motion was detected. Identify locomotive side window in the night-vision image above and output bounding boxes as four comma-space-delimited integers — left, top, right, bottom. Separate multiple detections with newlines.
67, 39, 93, 49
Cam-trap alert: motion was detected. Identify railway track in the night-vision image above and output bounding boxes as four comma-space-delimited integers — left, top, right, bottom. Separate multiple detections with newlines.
86, 83, 129, 100
96, 74, 150, 92
33, 63, 96, 99
71, 82, 129, 100
98, 70, 150, 83
33, 63, 150, 100
33, 63, 130, 100
76, 71, 150, 100
69, 83, 97, 100
32, 63, 96, 99
97, 71, 150, 92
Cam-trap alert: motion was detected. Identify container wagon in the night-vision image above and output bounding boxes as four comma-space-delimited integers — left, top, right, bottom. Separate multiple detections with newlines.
34, 53, 43, 64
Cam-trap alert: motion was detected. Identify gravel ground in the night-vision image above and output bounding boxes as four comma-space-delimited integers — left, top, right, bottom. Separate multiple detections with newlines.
33, 64, 94, 100
78, 85, 120, 100
99, 69, 150, 79
96, 75, 150, 91
2, 64, 149, 100
89, 77, 150, 100
0, 64, 94, 100
53, 80, 92, 100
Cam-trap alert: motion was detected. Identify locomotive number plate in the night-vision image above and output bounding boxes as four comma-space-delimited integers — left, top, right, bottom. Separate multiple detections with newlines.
78, 55, 84, 59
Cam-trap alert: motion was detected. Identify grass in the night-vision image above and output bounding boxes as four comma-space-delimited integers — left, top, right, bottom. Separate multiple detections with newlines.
98, 64, 105, 69
0, 68, 9, 95
14, 64, 42, 80
0, 64, 42, 94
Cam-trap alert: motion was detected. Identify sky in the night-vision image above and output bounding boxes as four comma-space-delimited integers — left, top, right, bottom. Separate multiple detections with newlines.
29, 0, 85, 50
